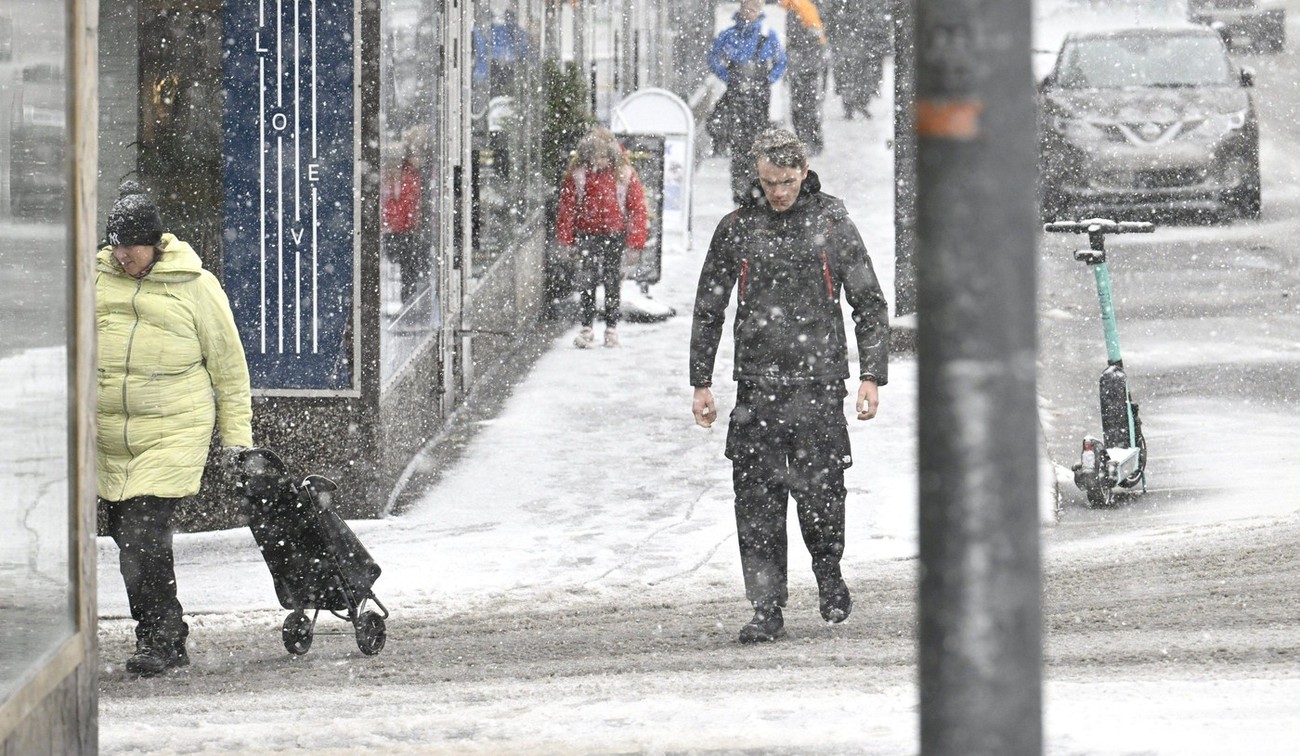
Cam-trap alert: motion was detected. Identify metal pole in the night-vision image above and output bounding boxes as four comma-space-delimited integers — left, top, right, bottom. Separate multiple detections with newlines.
893, 0, 917, 319
914, 0, 1042, 751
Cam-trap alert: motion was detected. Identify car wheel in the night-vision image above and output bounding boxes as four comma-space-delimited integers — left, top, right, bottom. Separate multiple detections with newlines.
1264, 17, 1286, 52
1039, 182, 1068, 223
1229, 163, 1262, 221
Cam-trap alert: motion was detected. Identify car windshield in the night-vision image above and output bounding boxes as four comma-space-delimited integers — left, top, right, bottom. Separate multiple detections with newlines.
1054, 34, 1234, 89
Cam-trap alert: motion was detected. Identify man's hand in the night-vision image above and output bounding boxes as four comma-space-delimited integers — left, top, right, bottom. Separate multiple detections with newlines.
855, 379, 879, 421
692, 386, 717, 428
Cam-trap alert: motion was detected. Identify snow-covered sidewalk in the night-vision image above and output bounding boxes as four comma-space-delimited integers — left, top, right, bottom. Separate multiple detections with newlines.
97, 87, 917, 623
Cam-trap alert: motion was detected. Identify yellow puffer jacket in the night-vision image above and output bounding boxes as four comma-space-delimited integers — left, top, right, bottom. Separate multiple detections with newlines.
96, 234, 253, 502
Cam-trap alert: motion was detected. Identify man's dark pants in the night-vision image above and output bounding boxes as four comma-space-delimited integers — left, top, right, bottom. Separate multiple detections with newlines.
726, 381, 852, 608
100, 496, 188, 646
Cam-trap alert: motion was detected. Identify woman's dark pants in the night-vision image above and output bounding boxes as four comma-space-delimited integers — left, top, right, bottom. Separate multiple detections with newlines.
575, 232, 626, 329
100, 496, 188, 647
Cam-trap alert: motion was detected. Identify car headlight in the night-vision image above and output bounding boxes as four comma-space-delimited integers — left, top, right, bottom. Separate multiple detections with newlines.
1050, 115, 1102, 141
1204, 109, 1248, 133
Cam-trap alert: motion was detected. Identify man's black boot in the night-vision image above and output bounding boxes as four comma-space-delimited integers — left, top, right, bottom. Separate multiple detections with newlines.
738, 605, 786, 643
818, 577, 852, 624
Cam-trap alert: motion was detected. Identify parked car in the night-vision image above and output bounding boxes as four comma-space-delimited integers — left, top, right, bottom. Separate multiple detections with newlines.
1188, 0, 1286, 53
10, 63, 67, 218
1038, 26, 1260, 223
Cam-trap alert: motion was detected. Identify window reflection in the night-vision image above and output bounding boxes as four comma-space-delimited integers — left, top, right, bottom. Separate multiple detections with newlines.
380, 0, 442, 380
470, 0, 535, 279
0, 0, 72, 700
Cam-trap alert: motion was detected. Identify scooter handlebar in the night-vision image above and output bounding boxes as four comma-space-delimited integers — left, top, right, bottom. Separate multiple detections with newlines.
1043, 219, 1155, 235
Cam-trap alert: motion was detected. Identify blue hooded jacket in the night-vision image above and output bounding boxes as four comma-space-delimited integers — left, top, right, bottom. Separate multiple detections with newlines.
708, 11, 788, 85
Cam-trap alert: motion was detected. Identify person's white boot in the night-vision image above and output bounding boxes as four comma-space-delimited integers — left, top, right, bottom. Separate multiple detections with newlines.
573, 327, 595, 349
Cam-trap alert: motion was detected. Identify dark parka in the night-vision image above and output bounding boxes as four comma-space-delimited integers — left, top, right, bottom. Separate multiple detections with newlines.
689, 170, 889, 388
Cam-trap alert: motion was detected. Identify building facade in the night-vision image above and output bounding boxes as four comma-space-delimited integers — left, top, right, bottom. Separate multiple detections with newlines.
2, 0, 712, 745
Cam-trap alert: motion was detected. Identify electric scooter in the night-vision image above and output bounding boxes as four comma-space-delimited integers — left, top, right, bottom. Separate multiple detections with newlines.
1044, 218, 1152, 508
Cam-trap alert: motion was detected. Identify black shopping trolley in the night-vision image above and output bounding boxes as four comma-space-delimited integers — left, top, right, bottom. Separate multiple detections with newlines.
236, 448, 389, 656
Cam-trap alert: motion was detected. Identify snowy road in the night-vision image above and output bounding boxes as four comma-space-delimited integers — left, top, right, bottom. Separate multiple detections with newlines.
96, 6, 1300, 752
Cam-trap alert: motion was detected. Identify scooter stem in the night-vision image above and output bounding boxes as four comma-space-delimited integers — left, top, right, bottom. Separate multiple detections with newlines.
1091, 262, 1124, 365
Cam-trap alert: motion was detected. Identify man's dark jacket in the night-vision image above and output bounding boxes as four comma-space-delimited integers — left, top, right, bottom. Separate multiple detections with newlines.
690, 170, 889, 388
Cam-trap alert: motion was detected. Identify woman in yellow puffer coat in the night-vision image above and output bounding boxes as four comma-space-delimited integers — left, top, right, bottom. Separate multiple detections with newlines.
96, 182, 252, 677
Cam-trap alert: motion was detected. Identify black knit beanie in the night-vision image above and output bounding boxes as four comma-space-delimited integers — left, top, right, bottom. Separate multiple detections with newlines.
105, 181, 163, 247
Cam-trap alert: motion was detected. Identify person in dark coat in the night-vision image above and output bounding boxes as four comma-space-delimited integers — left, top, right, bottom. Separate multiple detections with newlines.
707, 0, 788, 205
821, 0, 891, 119
689, 128, 889, 643
779, 0, 829, 154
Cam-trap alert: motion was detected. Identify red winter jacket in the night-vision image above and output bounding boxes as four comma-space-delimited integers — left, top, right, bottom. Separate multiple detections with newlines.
555, 165, 648, 249
382, 160, 423, 234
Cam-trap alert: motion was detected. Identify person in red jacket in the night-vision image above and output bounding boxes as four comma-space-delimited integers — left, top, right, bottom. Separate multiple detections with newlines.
381, 130, 428, 306
555, 127, 649, 348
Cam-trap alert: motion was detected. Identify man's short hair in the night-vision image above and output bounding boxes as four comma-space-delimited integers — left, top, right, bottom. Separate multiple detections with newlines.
751, 128, 807, 170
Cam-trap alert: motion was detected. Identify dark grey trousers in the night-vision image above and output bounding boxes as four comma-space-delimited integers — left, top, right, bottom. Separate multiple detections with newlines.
100, 496, 188, 645
725, 381, 852, 608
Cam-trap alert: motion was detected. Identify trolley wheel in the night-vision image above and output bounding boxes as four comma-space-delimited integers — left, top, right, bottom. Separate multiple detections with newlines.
355, 611, 386, 656
282, 610, 314, 655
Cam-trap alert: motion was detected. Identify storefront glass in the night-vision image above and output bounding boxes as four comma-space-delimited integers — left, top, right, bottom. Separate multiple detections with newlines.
380, 0, 443, 380
0, 0, 73, 701
469, 0, 534, 280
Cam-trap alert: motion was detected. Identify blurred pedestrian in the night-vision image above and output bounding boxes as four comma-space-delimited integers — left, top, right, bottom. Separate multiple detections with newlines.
381, 128, 429, 307
96, 181, 253, 676
707, 0, 788, 204
483, 7, 532, 97
822, 0, 890, 119
555, 127, 649, 349
689, 129, 889, 643
778, 0, 829, 154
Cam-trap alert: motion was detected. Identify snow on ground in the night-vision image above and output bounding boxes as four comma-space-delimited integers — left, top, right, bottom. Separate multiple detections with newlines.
0, 27, 1293, 751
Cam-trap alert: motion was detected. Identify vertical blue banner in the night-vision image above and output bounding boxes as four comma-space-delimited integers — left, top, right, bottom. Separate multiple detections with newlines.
223, 0, 355, 392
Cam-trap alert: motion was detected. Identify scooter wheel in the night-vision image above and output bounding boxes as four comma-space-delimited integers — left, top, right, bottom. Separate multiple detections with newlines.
1085, 484, 1115, 509
1118, 412, 1147, 489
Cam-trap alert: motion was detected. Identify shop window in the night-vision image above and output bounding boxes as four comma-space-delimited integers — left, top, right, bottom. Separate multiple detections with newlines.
469, 0, 534, 279
380, 0, 443, 380
0, 2, 73, 701
138, 5, 224, 268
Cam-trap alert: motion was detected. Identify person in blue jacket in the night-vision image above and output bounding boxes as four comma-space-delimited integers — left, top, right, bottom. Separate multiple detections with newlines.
707, 0, 788, 204
473, 8, 532, 98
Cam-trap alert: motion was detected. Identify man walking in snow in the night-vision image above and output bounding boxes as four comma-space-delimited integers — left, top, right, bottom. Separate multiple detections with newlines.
689, 128, 889, 643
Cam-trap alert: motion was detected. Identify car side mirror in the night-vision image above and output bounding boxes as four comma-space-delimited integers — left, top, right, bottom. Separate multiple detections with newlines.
1211, 21, 1232, 47
1240, 67, 1254, 87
